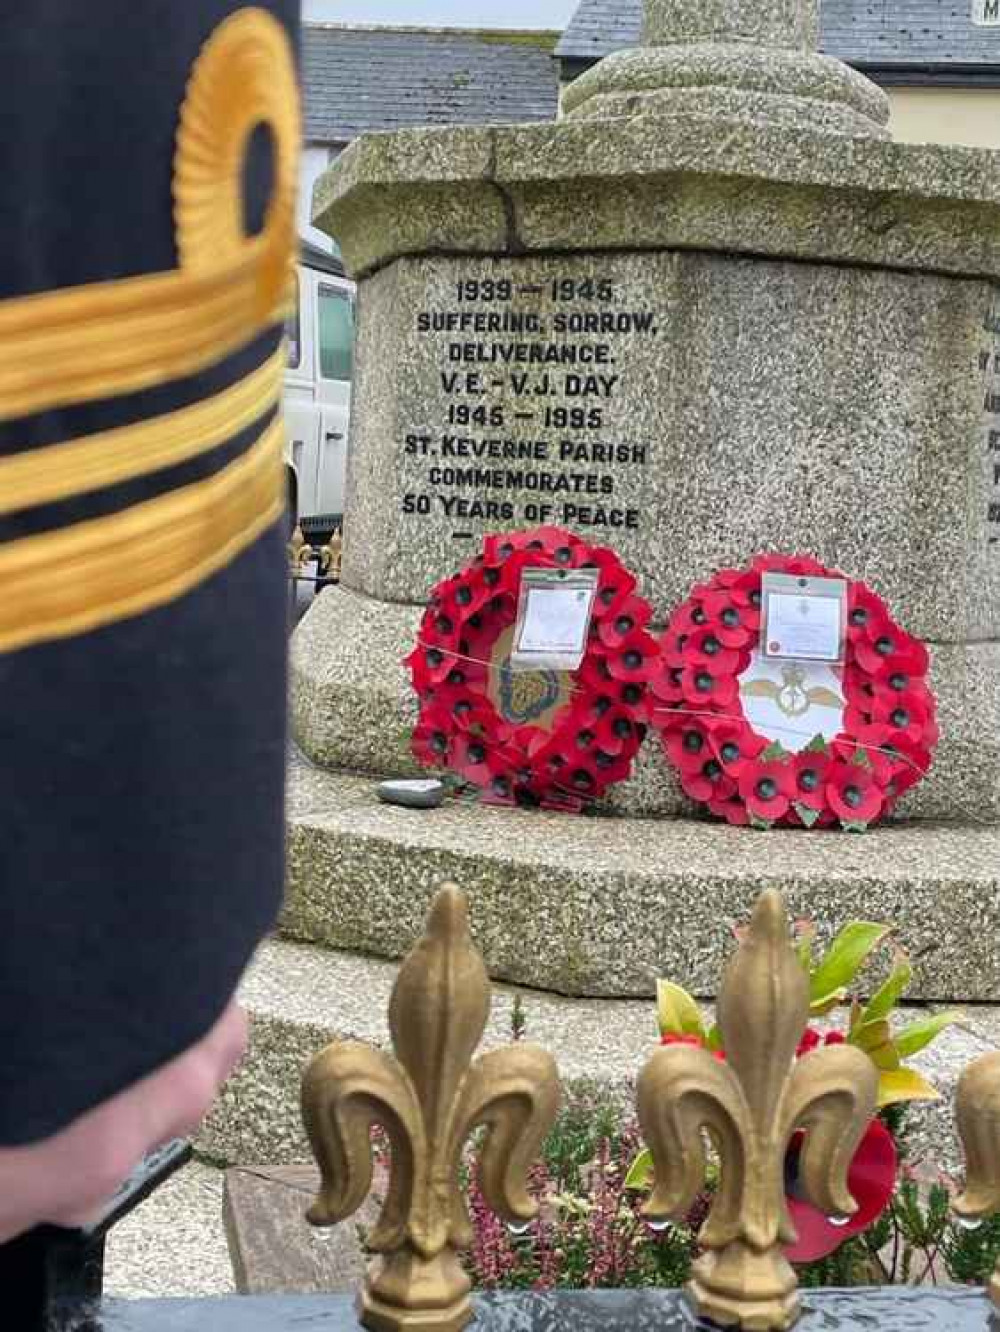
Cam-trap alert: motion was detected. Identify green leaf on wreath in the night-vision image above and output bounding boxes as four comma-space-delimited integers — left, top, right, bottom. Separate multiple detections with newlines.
841, 819, 871, 833
794, 803, 823, 829
804, 734, 831, 755
749, 813, 775, 831
851, 748, 873, 769
760, 741, 789, 762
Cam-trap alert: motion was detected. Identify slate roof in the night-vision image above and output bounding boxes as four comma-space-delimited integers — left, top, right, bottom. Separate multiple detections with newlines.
556, 0, 1000, 70
303, 25, 561, 144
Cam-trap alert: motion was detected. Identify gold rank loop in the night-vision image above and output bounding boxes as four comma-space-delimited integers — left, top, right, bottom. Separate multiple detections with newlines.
0, 6, 299, 422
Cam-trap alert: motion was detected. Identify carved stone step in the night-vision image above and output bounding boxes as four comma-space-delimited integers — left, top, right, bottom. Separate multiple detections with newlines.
284, 747, 1000, 1001
196, 935, 1000, 1182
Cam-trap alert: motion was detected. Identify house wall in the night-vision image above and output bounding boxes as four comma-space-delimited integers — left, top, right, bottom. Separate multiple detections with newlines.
885, 85, 1000, 149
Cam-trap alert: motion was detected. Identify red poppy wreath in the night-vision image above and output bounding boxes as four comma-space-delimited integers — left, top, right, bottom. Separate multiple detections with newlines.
650, 554, 938, 831
406, 527, 657, 811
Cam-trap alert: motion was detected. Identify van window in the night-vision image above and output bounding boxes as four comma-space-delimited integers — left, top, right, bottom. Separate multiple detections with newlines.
318, 283, 354, 382
285, 281, 301, 370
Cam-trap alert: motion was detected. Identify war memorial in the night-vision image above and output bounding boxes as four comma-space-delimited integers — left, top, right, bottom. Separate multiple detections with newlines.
292, 0, 1000, 1001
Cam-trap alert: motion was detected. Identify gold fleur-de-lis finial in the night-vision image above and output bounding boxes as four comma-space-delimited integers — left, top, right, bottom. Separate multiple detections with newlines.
301, 885, 561, 1332
638, 891, 878, 1331
287, 524, 312, 575
318, 526, 343, 582
955, 1051, 1000, 1306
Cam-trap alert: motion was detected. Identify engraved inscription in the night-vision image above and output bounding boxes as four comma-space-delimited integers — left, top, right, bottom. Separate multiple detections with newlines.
399, 263, 663, 538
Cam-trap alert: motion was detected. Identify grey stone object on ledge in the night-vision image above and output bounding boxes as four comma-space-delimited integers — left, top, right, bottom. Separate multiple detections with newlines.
101, 1288, 995, 1330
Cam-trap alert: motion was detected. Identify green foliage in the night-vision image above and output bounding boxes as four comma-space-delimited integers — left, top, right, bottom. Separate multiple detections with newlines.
861, 956, 914, 1025
808, 922, 891, 1011
542, 1079, 625, 1194
656, 980, 705, 1040
461, 1093, 1000, 1294
895, 1011, 966, 1060
944, 1211, 1000, 1284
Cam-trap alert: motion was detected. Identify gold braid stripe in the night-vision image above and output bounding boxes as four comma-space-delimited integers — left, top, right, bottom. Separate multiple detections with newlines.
0, 417, 284, 656
0, 350, 283, 518
0, 7, 299, 421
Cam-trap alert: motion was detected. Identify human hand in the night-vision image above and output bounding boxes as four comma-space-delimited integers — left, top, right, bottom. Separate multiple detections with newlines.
0, 1001, 247, 1243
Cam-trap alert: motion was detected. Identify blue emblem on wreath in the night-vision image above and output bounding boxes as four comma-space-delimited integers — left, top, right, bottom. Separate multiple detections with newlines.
497, 661, 562, 725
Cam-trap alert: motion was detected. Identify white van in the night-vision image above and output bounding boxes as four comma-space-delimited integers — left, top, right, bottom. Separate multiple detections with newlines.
283, 240, 356, 542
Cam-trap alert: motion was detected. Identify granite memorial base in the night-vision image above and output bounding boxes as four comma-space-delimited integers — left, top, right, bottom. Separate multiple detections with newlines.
284, 749, 1000, 1002
99, 1288, 996, 1331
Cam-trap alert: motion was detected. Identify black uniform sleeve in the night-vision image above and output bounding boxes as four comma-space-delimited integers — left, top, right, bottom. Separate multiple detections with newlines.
0, 0, 299, 1146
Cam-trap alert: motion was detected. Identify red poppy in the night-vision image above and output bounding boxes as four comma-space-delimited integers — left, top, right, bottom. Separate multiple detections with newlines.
597, 595, 653, 649
437, 575, 494, 624
592, 707, 645, 758
672, 599, 713, 636
785, 1118, 897, 1263
408, 636, 461, 688
846, 583, 891, 636
854, 620, 929, 679
754, 552, 832, 580
789, 751, 832, 812
702, 590, 758, 648
870, 689, 933, 744
686, 627, 743, 678
648, 668, 685, 712
662, 720, 713, 774
738, 761, 796, 822
412, 711, 454, 767
726, 570, 765, 613
605, 630, 659, 682
830, 721, 893, 765
708, 793, 751, 826
679, 665, 739, 710
881, 737, 933, 800
588, 549, 638, 619
826, 759, 884, 825
451, 731, 515, 786
842, 664, 876, 708
681, 759, 738, 805
706, 721, 768, 776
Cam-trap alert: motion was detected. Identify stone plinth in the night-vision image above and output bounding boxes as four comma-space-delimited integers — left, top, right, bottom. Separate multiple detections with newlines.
284, 753, 1000, 1001
292, 586, 1000, 822
339, 249, 994, 642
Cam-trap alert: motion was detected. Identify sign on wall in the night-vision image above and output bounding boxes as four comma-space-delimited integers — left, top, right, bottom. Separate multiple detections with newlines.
973, 0, 1000, 26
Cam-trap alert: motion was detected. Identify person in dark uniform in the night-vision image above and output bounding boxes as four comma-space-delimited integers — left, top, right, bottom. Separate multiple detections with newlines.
0, 0, 298, 1237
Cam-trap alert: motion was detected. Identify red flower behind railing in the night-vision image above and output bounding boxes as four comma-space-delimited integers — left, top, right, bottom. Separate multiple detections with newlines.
628, 920, 964, 1264
647, 1028, 896, 1262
